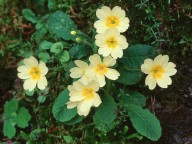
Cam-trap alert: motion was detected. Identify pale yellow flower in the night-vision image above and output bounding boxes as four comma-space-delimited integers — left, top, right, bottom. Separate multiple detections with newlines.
95, 28, 128, 59
94, 6, 130, 33
67, 81, 101, 116
70, 60, 94, 84
86, 54, 120, 87
141, 55, 177, 90
17, 56, 48, 91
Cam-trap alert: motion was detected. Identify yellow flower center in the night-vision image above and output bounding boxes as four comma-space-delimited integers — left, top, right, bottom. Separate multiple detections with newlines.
105, 16, 120, 28
29, 66, 41, 80
82, 88, 94, 99
95, 63, 108, 75
106, 37, 118, 49
150, 65, 165, 79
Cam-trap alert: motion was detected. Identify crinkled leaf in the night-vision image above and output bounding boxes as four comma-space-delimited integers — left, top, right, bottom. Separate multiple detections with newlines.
3, 120, 16, 139
22, 9, 39, 23
64, 115, 84, 125
59, 50, 70, 63
4, 98, 18, 118
39, 40, 53, 50
52, 90, 77, 122
48, 0, 57, 10
47, 11, 77, 40
94, 96, 117, 124
38, 52, 50, 63
69, 44, 90, 59
127, 104, 162, 141
15, 107, 31, 128
118, 44, 157, 85
121, 91, 146, 107
32, 27, 47, 43
50, 42, 63, 54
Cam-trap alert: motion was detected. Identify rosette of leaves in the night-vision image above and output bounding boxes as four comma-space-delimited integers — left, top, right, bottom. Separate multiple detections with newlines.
3, 98, 31, 139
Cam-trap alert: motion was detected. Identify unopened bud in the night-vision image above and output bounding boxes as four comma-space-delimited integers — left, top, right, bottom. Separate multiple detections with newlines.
71, 31, 77, 35
76, 37, 81, 42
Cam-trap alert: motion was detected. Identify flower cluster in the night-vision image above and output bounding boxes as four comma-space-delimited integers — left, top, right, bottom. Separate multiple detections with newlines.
67, 6, 130, 116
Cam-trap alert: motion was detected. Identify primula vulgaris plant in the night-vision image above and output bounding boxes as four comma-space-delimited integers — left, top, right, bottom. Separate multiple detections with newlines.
3, 5, 177, 142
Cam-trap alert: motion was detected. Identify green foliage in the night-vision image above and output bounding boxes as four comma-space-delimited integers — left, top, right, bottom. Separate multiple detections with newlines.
127, 104, 162, 141
47, 11, 77, 40
94, 96, 117, 131
38, 52, 50, 63
118, 44, 157, 85
39, 40, 53, 50
22, 9, 39, 23
69, 44, 90, 59
120, 90, 146, 107
52, 90, 77, 123
3, 98, 31, 139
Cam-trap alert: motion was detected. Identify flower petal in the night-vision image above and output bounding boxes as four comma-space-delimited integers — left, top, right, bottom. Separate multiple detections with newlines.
39, 61, 48, 76
111, 49, 123, 59
96, 6, 111, 20
23, 78, 37, 91
77, 99, 92, 116
103, 56, 116, 67
156, 75, 172, 88
37, 76, 47, 90
17, 65, 30, 73
67, 101, 78, 109
75, 60, 88, 69
145, 74, 157, 90
141, 59, 154, 74
70, 67, 83, 78
89, 81, 99, 92
154, 55, 169, 67
96, 75, 106, 87
92, 93, 102, 107
98, 47, 112, 57
89, 54, 102, 66
18, 72, 31, 79
117, 17, 130, 33
105, 68, 120, 80
94, 20, 107, 33
165, 62, 177, 76
24, 56, 38, 68
112, 6, 125, 20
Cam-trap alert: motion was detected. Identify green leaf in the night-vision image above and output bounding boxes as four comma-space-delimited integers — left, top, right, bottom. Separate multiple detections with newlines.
22, 9, 39, 23
121, 91, 146, 107
59, 50, 70, 63
63, 135, 73, 144
48, 0, 57, 10
39, 40, 53, 50
37, 96, 46, 103
3, 120, 16, 139
93, 116, 116, 132
20, 131, 29, 141
15, 107, 31, 128
38, 52, 50, 63
52, 90, 77, 122
50, 42, 63, 54
32, 27, 47, 43
127, 104, 162, 141
47, 11, 77, 40
4, 98, 18, 118
118, 44, 157, 85
25, 89, 35, 96
69, 44, 90, 59
64, 115, 84, 125
94, 96, 117, 124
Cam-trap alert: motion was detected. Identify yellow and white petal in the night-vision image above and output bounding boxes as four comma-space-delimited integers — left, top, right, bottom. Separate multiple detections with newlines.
77, 107, 90, 116
89, 54, 102, 66
92, 93, 102, 107
165, 62, 177, 76
96, 6, 111, 20
156, 75, 172, 88
24, 56, 38, 68
18, 72, 31, 79
117, 35, 128, 49
154, 55, 169, 67
117, 17, 130, 33
141, 59, 154, 74
77, 99, 92, 116
103, 56, 116, 67
105, 68, 120, 80
95, 35, 106, 47
111, 49, 123, 59
75, 60, 88, 69
73, 81, 85, 91
105, 28, 120, 37
89, 81, 99, 92
37, 76, 47, 90
23, 78, 37, 91
145, 74, 157, 90
17, 65, 30, 73
111, 6, 125, 20
70, 67, 83, 78
67, 101, 78, 109
98, 47, 112, 57
96, 75, 106, 87
70, 94, 85, 102
94, 20, 107, 33
39, 61, 48, 75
